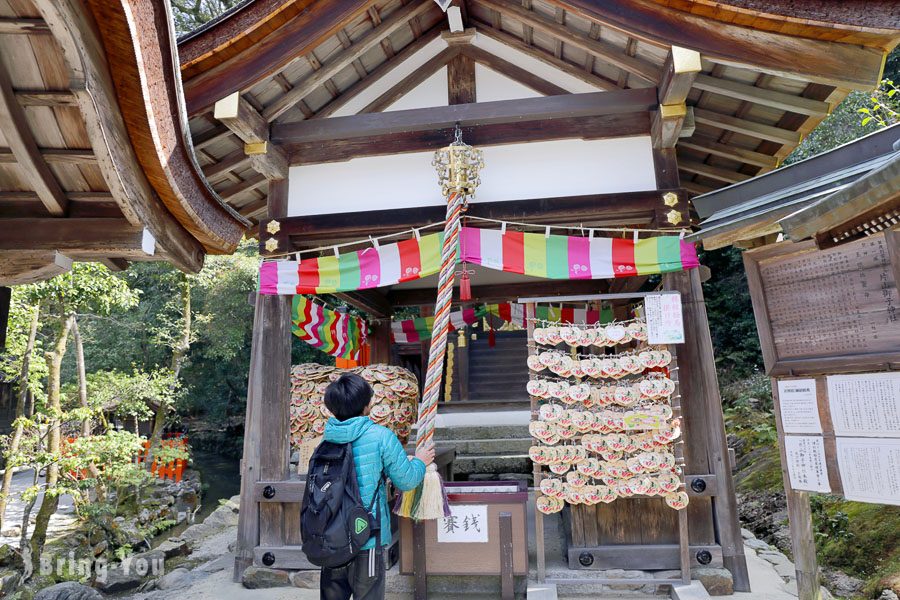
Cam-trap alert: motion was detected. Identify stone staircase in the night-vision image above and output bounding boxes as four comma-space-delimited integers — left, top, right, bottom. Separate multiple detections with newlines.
437, 424, 532, 482
452, 329, 530, 402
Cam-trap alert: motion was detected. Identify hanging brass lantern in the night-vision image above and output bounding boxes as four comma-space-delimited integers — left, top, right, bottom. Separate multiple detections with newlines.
432, 125, 485, 199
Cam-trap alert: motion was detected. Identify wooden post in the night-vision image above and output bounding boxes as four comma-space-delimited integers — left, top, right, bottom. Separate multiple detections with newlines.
772, 381, 822, 600
457, 328, 469, 401
499, 511, 514, 600
665, 269, 751, 591
233, 180, 292, 581
525, 302, 546, 582
369, 318, 392, 364
414, 521, 428, 600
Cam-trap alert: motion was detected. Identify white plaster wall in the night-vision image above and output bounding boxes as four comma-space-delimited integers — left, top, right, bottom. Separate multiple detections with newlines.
384, 67, 448, 111
475, 64, 541, 101
287, 136, 656, 216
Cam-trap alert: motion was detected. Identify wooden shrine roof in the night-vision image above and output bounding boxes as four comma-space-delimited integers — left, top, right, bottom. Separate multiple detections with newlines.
691, 123, 900, 250
0, 0, 247, 285
177, 0, 900, 230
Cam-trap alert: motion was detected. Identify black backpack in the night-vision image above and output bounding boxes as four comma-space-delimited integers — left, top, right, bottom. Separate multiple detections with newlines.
300, 441, 381, 568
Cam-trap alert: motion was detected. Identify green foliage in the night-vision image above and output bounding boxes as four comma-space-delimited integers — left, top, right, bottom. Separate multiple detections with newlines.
0, 290, 48, 404
171, 0, 242, 35
21, 263, 139, 319
699, 247, 763, 377
72, 368, 182, 426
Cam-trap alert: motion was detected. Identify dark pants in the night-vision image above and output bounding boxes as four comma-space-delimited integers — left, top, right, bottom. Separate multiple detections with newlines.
320, 549, 385, 600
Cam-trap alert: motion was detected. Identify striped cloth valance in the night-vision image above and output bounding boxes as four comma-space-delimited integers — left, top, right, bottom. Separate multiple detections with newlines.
259, 228, 698, 295
292, 296, 368, 360
391, 302, 614, 343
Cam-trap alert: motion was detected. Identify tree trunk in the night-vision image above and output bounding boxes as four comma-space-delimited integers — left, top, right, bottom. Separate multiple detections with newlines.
71, 316, 90, 437
30, 314, 73, 570
0, 306, 39, 532
150, 276, 191, 444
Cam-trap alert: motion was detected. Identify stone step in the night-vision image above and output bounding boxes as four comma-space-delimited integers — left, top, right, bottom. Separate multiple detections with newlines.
385, 571, 526, 600
437, 425, 529, 440
437, 437, 532, 455
452, 453, 531, 475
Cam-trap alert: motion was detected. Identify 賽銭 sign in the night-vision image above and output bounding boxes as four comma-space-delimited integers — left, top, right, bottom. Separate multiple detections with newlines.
437, 504, 488, 543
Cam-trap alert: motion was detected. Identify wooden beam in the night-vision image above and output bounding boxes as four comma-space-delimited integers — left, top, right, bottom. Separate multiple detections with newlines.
692, 107, 800, 146
678, 159, 751, 184
693, 73, 830, 117
361, 47, 461, 113
214, 92, 268, 145
651, 103, 687, 149
680, 180, 715, 196
14, 90, 78, 107
0, 251, 72, 286
260, 0, 435, 122
286, 112, 651, 163
334, 290, 392, 318
461, 46, 567, 96
311, 26, 443, 120
260, 188, 687, 244
658, 46, 700, 106
0, 17, 50, 34
201, 149, 253, 180
0, 219, 154, 256
679, 139, 778, 169
447, 52, 476, 105
193, 124, 233, 150
214, 94, 287, 179
184, 0, 401, 115
389, 278, 610, 306
219, 174, 268, 200
275, 87, 656, 145
0, 147, 96, 164
0, 59, 68, 216
473, 0, 660, 84
98, 257, 130, 271
541, 0, 885, 91
474, 19, 617, 91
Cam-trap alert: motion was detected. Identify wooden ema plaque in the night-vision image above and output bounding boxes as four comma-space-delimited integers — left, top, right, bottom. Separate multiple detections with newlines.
743, 231, 900, 376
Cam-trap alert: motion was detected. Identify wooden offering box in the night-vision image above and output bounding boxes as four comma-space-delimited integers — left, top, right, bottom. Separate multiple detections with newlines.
399, 481, 528, 576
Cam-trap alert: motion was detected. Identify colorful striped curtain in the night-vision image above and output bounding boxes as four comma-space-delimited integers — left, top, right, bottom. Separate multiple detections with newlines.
292, 296, 368, 360
259, 228, 698, 295
391, 302, 614, 343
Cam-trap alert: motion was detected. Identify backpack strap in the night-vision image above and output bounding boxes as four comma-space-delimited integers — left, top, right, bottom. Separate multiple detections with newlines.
367, 476, 386, 578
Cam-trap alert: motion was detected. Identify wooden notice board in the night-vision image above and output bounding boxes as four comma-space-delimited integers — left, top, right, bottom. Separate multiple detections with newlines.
743, 232, 900, 376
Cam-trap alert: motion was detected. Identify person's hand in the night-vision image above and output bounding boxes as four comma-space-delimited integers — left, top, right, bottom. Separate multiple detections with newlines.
415, 446, 435, 466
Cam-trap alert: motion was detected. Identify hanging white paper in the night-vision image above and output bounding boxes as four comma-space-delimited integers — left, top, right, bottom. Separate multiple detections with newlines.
777, 379, 822, 434
836, 437, 900, 506
783, 435, 831, 493
827, 373, 900, 438
437, 504, 489, 543
645, 293, 684, 344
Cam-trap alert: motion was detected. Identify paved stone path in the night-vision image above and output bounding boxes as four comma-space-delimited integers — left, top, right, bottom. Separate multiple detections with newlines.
0, 468, 77, 547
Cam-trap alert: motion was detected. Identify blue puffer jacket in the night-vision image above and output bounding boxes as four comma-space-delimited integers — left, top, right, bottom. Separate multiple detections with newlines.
323, 416, 425, 550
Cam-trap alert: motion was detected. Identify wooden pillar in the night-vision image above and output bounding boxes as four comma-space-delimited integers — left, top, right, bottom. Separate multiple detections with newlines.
369, 318, 392, 364
456, 327, 469, 401
234, 180, 292, 581
772, 381, 821, 600
665, 269, 750, 591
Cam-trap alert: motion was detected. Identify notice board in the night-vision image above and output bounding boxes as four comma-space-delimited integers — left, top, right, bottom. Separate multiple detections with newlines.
743, 232, 900, 376
773, 373, 900, 506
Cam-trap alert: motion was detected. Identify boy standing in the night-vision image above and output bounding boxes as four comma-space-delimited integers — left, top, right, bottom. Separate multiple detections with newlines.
320, 373, 434, 600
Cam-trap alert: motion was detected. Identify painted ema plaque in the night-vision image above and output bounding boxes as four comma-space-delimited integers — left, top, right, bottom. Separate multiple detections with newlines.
744, 232, 900, 376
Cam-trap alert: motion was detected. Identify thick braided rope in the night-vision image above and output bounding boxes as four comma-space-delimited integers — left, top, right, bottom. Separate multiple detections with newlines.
415, 192, 464, 451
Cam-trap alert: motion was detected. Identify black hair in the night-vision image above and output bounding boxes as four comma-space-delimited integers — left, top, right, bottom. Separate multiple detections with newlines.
324, 373, 373, 421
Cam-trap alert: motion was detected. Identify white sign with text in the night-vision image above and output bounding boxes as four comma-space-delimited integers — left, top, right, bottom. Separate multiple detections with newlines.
777, 379, 822, 434
645, 293, 684, 344
437, 504, 489, 543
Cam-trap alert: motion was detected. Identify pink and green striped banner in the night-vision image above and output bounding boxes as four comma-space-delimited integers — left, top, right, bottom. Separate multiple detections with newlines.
259, 228, 698, 295
291, 296, 368, 360
391, 303, 614, 343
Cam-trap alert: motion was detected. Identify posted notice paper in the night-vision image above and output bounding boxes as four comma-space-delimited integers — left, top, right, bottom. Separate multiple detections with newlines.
836, 437, 900, 506
645, 293, 685, 345
827, 372, 900, 438
784, 435, 831, 493
777, 379, 822, 434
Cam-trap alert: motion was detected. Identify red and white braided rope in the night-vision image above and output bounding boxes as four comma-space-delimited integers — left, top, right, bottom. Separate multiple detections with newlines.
415, 191, 464, 451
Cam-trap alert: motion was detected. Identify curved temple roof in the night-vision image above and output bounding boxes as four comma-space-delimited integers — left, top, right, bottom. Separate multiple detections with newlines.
0, 0, 248, 285
174, 0, 899, 232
